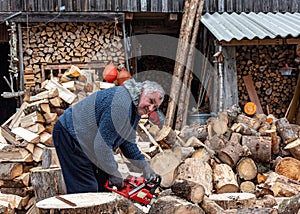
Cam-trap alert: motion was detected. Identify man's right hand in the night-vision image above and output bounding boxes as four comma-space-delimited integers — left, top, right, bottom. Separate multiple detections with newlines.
109, 175, 125, 189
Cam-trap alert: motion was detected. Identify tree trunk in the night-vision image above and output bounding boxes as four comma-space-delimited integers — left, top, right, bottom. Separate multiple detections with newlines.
30, 167, 66, 202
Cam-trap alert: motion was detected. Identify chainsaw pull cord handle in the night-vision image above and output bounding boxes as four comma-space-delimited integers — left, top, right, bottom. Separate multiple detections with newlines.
148, 175, 161, 194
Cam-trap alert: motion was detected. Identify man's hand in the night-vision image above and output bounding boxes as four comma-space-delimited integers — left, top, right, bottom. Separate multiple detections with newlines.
143, 164, 157, 180
109, 175, 125, 189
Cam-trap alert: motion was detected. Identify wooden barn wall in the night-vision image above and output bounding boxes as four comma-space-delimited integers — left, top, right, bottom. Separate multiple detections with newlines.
0, 0, 299, 13
0, 24, 9, 42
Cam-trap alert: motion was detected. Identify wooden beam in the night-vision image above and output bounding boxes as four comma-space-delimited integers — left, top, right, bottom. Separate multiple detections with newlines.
219, 39, 284, 46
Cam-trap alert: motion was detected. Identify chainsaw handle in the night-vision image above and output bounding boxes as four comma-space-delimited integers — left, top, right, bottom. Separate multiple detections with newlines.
147, 175, 161, 194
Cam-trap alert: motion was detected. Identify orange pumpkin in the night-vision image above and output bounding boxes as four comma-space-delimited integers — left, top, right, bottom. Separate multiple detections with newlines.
117, 68, 131, 85
103, 61, 118, 83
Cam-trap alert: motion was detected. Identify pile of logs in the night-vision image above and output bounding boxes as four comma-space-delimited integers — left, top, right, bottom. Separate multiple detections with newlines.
236, 44, 299, 119
0, 65, 116, 213
0, 63, 300, 213
22, 22, 125, 88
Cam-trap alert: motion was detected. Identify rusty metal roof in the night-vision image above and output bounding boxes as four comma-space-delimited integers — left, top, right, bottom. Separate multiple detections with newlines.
201, 12, 300, 42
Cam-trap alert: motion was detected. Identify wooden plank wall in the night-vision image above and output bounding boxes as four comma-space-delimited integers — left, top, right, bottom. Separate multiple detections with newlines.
0, 0, 299, 13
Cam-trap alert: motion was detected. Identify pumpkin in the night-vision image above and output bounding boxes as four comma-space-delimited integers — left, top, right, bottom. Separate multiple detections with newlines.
103, 61, 118, 83
117, 68, 131, 85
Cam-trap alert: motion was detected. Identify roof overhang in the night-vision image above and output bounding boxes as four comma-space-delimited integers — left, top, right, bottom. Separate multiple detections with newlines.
201, 12, 300, 46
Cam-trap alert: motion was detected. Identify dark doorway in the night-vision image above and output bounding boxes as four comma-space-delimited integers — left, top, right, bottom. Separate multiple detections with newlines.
0, 42, 17, 124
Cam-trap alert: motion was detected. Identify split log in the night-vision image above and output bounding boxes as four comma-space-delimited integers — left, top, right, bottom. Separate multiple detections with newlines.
150, 150, 181, 188
0, 163, 23, 180
36, 193, 143, 214
149, 195, 205, 214
265, 128, 280, 155
155, 126, 177, 149
174, 158, 213, 195
275, 157, 300, 181
0, 172, 30, 188
209, 192, 256, 209
0, 144, 32, 162
30, 166, 66, 202
242, 136, 272, 163
213, 163, 239, 193
171, 179, 205, 204
236, 157, 258, 181
172, 146, 194, 161
11, 127, 40, 144
0, 193, 23, 210
236, 207, 278, 214
276, 117, 298, 144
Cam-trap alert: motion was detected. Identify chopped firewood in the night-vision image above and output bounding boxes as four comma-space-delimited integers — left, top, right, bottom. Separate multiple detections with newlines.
0, 163, 23, 180
237, 157, 258, 181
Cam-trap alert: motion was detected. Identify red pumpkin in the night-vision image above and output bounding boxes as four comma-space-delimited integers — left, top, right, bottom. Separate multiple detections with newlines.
103, 62, 118, 83
117, 68, 131, 85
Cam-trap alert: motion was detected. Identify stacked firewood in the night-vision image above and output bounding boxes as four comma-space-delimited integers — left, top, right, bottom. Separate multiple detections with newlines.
133, 104, 300, 213
236, 44, 299, 119
0, 65, 115, 213
22, 22, 125, 88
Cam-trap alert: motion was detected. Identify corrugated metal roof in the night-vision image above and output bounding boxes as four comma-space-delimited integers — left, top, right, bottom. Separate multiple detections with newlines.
201, 12, 300, 42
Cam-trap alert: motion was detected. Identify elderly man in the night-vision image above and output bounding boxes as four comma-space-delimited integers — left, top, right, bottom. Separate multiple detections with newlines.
52, 78, 165, 193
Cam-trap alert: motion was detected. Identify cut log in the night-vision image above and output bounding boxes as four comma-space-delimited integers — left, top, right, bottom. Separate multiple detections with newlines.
240, 181, 256, 194
30, 166, 66, 202
36, 193, 143, 214
45, 79, 77, 104
0, 163, 23, 180
263, 172, 300, 197
254, 195, 277, 209
174, 158, 213, 195
237, 114, 261, 130
149, 195, 205, 214
218, 140, 243, 167
212, 118, 228, 135
200, 196, 225, 214
244, 102, 257, 116
276, 117, 298, 144
0, 144, 32, 162
236, 157, 258, 181
213, 163, 239, 193
275, 157, 300, 181
150, 150, 181, 188
0, 193, 23, 210
265, 128, 280, 155
284, 138, 300, 160
172, 146, 194, 161
242, 136, 272, 163
0, 172, 30, 188
42, 147, 60, 169
171, 179, 205, 204
209, 192, 256, 209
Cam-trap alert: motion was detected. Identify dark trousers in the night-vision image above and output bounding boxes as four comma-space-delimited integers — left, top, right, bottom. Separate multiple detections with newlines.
52, 121, 110, 194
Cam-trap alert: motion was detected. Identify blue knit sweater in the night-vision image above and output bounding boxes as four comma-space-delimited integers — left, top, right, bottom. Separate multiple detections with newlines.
58, 86, 147, 177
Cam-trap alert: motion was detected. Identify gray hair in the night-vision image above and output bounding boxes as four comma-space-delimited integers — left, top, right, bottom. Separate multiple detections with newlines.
137, 80, 165, 99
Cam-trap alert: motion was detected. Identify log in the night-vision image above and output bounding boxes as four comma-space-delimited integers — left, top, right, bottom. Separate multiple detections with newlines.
171, 179, 205, 204
209, 192, 256, 209
150, 150, 181, 188
236, 157, 258, 181
237, 114, 261, 130
275, 157, 300, 181
264, 172, 300, 197
200, 196, 225, 214
11, 127, 40, 144
0, 144, 32, 162
240, 181, 256, 194
218, 140, 243, 167
174, 158, 213, 195
0, 163, 23, 180
242, 136, 272, 163
276, 117, 298, 144
213, 163, 239, 193
149, 195, 205, 214
155, 125, 177, 149
284, 138, 300, 160
36, 193, 143, 214
30, 166, 66, 202
244, 102, 257, 116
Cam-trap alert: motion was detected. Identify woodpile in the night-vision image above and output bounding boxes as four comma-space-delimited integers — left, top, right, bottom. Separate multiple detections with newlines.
0, 65, 116, 213
236, 45, 299, 119
22, 22, 125, 88
1, 66, 300, 213
132, 104, 300, 213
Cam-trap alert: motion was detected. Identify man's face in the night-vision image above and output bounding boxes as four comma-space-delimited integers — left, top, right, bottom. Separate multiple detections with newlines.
137, 91, 163, 116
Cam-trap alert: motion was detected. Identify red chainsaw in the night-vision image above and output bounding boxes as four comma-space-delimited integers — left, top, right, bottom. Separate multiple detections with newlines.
104, 175, 161, 205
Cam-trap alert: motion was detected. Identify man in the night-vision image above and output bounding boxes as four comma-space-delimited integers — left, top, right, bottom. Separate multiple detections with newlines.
52, 78, 165, 194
